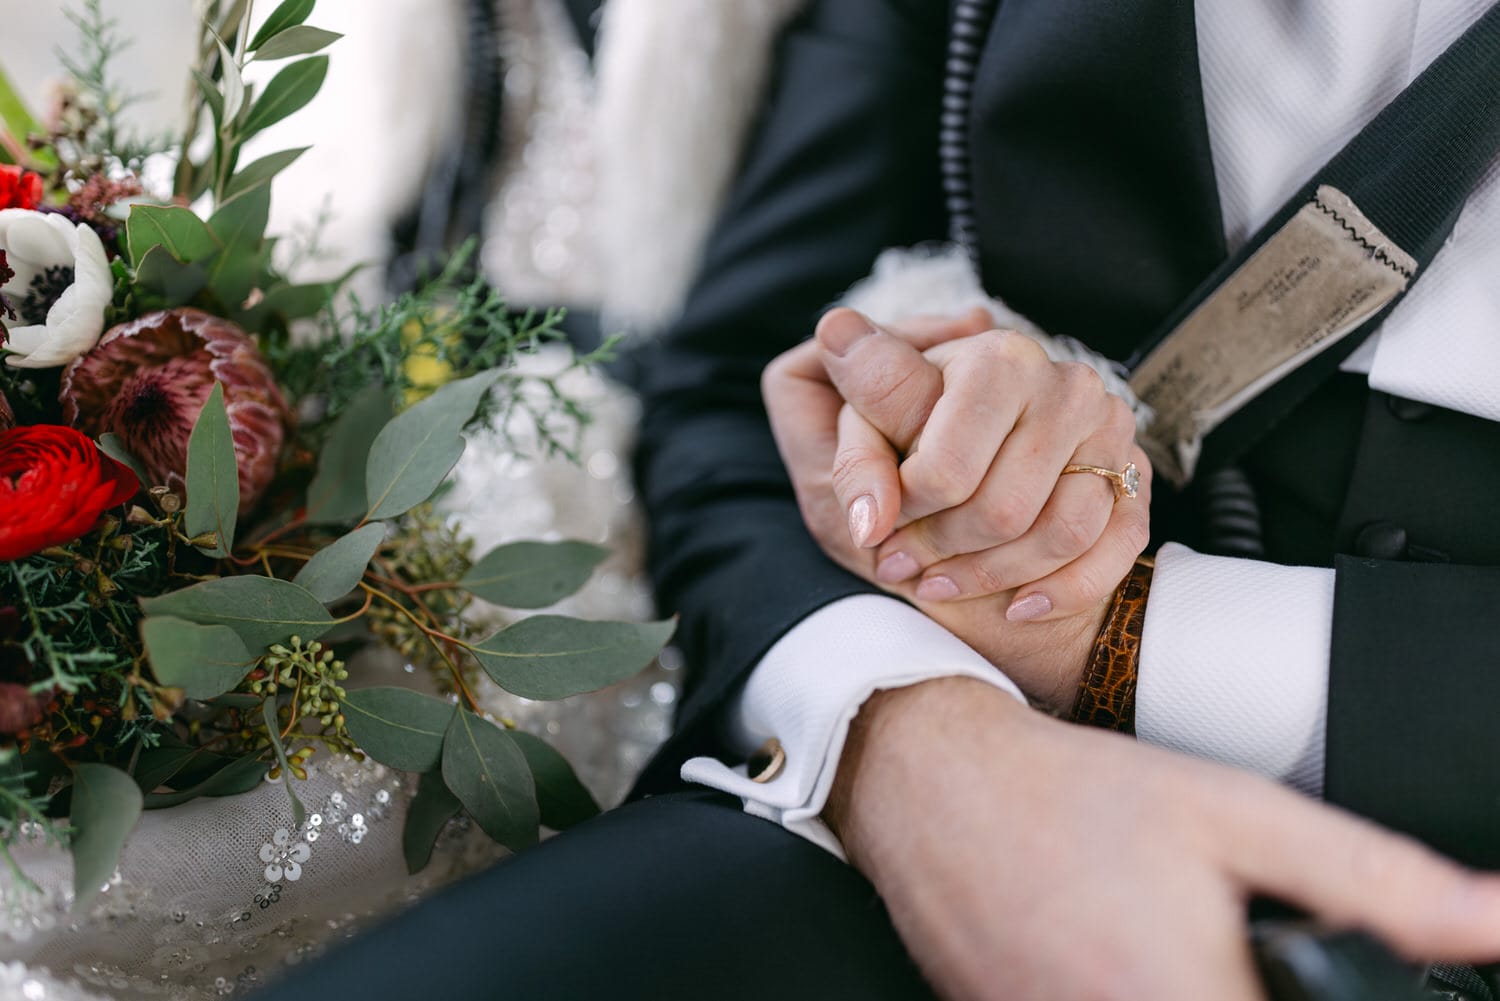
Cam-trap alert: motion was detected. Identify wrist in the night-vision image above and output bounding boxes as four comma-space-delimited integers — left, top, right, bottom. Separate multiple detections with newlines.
824, 676, 1032, 874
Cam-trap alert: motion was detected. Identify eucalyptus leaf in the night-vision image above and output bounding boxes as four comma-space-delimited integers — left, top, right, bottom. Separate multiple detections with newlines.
140, 576, 333, 652
292, 523, 385, 603
402, 772, 461, 875
340, 688, 454, 773
224, 146, 308, 199
253, 26, 341, 61
191, 68, 225, 125
262, 699, 306, 829
206, 185, 271, 305
97, 434, 149, 485
459, 541, 608, 609
141, 617, 255, 699
133, 745, 209, 793
127, 204, 218, 266
248, 0, 316, 51
144, 755, 267, 809
469, 616, 676, 701
508, 731, 599, 830
241, 56, 328, 138
183, 384, 239, 557
364, 369, 502, 521
441, 711, 537, 852
208, 184, 272, 251
254, 277, 339, 321
217, 39, 246, 122
133, 245, 209, 303
304, 387, 392, 524
69, 764, 143, 911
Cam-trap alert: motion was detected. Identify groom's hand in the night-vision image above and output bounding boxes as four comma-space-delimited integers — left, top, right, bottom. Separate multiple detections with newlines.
811, 307, 1150, 621
762, 308, 1146, 707
826, 677, 1500, 1001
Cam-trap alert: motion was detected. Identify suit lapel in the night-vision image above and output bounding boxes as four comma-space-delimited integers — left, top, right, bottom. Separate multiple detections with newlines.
965, 0, 1227, 358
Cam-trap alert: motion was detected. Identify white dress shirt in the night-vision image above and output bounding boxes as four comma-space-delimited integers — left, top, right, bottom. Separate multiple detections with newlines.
682, 0, 1500, 853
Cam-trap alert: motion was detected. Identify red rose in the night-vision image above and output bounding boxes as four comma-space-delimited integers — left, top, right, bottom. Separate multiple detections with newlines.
0, 425, 139, 561
0, 165, 44, 211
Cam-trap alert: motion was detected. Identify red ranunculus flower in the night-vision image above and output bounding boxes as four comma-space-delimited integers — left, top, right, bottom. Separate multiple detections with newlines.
0, 425, 139, 561
0, 165, 44, 211
62, 308, 290, 514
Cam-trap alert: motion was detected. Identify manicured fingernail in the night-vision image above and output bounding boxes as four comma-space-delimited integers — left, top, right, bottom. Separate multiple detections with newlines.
916, 575, 961, 602
817, 311, 874, 357
847, 495, 877, 548
1006, 592, 1053, 622
875, 551, 920, 584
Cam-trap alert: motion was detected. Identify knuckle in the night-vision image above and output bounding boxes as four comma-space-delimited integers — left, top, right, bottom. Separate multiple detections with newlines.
1057, 360, 1106, 401
829, 449, 879, 497
907, 447, 980, 509
1063, 561, 1114, 607
967, 558, 1010, 596
1051, 508, 1101, 556
1116, 515, 1151, 559
1105, 395, 1138, 439
978, 489, 1035, 541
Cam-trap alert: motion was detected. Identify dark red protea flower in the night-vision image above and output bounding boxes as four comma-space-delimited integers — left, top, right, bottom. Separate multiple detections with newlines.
0, 388, 13, 431
60, 308, 290, 514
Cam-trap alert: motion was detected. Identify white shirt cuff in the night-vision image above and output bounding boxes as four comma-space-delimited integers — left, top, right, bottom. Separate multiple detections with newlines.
1136, 543, 1334, 796
680, 594, 1025, 860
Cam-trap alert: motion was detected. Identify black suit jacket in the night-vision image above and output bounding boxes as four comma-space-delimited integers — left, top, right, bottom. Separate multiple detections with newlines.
628, 0, 1500, 869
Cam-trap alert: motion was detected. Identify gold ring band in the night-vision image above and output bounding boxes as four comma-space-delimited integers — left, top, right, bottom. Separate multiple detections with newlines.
1061, 461, 1140, 499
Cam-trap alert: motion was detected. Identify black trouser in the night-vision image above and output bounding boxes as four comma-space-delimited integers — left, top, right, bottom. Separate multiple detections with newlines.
256, 791, 935, 1000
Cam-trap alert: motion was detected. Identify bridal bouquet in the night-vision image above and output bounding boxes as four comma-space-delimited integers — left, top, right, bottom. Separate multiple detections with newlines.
0, 0, 670, 910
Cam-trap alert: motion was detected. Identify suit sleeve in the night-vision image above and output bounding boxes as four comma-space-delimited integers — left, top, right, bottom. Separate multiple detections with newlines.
628, 0, 950, 794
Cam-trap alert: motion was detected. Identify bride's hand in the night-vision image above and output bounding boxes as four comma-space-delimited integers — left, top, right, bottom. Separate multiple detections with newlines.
764, 307, 1150, 623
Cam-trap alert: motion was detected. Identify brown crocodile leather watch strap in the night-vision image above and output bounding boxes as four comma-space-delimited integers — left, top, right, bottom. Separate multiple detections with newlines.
1071, 559, 1154, 734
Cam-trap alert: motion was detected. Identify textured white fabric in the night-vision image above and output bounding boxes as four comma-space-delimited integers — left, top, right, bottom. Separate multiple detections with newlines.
594, 0, 810, 331
680, 596, 1024, 858
841, 246, 1156, 433
1136, 545, 1334, 796
1196, 0, 1500, 420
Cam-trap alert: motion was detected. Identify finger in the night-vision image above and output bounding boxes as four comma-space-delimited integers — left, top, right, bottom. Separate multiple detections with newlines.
831, 404, 902, 549
902, 472, 1124, 604
1221, 775, 1500, 963
761, 342, 868, 574
999, 447, 1152, 619
873, 400, 1089, 586
894, 344, 1027, 521
881, 305, 996, 349
814, 308, 944, 453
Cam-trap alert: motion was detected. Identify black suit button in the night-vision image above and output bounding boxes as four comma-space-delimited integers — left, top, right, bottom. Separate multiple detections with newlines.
1386, 395, 1435, 422
1354, 521, 1409, 560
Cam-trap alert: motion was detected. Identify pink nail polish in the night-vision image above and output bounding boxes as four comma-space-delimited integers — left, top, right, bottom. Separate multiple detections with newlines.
1006, 592, 1053, 622
916, 576, 961, 602
847, 495, 877, 548
875, 551, 920, 584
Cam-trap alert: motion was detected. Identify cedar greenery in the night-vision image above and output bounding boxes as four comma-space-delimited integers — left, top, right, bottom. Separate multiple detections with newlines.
0, 0, 671, 903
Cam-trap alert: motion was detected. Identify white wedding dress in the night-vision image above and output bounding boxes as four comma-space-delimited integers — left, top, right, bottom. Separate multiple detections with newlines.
0, 1, 812, 996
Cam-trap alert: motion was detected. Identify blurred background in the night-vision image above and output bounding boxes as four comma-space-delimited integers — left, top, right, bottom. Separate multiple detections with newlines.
5, 0, 807, 342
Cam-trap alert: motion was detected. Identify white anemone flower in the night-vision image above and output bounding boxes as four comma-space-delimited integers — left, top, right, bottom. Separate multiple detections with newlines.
0, 208, 112, 369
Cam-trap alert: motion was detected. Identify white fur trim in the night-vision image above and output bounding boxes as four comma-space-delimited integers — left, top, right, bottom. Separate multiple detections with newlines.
841, 245, 1154, 430
594, 0, 809, 332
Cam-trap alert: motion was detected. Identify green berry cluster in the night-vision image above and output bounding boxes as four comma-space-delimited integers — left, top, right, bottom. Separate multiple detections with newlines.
245, 636, 358, 774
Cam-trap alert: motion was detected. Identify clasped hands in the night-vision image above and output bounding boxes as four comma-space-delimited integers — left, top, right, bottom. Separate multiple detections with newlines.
760, 307, 1500, 1001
